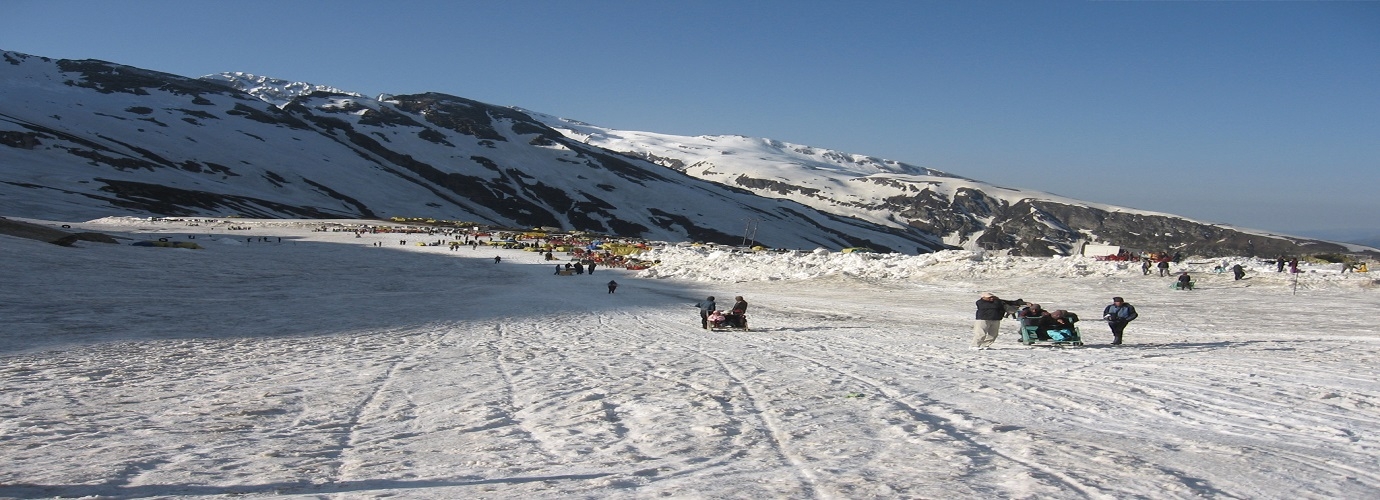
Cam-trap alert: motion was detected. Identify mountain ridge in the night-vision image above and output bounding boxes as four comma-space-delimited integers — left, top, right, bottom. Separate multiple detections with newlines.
525, 110, 1375, 257
1, 50, 1372, 258
0, 51, 947, 253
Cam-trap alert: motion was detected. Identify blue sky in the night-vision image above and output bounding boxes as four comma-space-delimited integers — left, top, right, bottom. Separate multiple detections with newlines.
4, 1, 1378, 241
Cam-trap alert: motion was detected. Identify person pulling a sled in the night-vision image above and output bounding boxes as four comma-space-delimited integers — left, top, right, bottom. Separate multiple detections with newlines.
972, 292, 1024, 350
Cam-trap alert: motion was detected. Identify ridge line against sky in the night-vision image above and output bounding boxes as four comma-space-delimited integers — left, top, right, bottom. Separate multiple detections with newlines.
2, 1, 1377, 241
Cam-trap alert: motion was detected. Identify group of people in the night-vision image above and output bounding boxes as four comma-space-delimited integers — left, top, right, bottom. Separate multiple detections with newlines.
973, 293, 1138, 350
695, 296, 749, 330
553, 261, 597, 275
1140, 252, 1183, 277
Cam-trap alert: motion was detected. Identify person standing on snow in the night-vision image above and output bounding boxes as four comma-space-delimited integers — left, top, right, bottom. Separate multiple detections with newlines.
1102, 296, 1139, 345
695, 296, 717, 329
972, 292, 1023, 350
607, 280, 618, 293
1231, 264, 1246, 280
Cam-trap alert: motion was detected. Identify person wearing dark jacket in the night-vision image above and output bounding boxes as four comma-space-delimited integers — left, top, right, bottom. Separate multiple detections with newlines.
1102, 296, 1139, 345
1018, 303, 1052, 340
972, 292, 1024, 350
725, 296, 748, 328
1043, 310, 1079, 342
695, 296, 716, 329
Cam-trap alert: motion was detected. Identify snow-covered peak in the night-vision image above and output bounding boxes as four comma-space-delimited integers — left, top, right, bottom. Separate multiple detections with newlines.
517, 108, 953, 179
201, 72, 363, 107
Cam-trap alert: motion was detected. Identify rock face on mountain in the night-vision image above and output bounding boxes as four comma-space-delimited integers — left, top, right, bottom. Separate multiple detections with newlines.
0, 50, 1368, 257
868, 180, 1336, 258
0, 217, 119, 246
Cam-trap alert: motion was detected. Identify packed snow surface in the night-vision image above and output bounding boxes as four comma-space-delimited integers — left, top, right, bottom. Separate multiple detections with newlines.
3, 217, 1378, 499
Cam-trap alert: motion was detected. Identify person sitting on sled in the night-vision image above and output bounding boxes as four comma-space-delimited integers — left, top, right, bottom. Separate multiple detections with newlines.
1018, 303, 1052, 340
1018, 303, 1049, 324
1043, 310, 1079, 341
708, 310, 727, 328
723, 296, 748, 328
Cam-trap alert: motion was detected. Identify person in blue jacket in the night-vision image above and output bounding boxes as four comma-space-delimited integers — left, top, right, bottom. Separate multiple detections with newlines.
1102, 296, 1139, 345
695, 296, 717, 329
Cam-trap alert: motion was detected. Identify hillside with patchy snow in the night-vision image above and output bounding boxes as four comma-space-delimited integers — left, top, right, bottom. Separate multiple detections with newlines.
0, 51, 946, 253
533, 113, 1373, 258
1, 49, 1370, 258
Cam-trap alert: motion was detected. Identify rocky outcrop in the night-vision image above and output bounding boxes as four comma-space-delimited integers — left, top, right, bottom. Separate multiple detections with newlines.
0, 218, 119, 246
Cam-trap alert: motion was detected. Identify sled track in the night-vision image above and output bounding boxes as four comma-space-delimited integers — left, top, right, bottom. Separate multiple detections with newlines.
747, 337, 1102, 497
708, 323, 1248, 497
326, 324, 454, 483
687, 345, 822, 498
482, 320, 566, 463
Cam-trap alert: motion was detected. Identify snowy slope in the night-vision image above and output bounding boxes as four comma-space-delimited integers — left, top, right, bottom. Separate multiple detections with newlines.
1, 50, 1369, 258
531, 112, 1129, 220
530, 112, 1374, 258
2, 217, 1378, 498
0, 51, 947, 253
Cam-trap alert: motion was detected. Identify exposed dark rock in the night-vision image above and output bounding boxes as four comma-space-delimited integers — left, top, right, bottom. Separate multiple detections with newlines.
57, 58, 233, 98
0, 131, 42, 149
0, 217, 117, 246
94, 179, 354, 218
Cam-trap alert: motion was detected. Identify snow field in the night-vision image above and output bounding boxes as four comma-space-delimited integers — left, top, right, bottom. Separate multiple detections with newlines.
1, 217, 1378, 499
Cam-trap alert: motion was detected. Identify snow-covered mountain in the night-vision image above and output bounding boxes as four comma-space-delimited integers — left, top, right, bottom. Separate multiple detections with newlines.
201, 72, 364, 107
0, 51, 944, 252
0, 50, 1368, 257
531, 114, 1373, 258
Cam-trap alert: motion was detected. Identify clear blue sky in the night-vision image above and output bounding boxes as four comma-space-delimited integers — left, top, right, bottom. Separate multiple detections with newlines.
4, 1, 1378, 240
